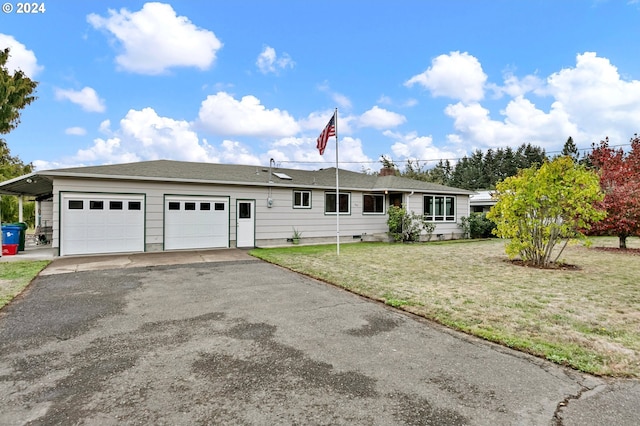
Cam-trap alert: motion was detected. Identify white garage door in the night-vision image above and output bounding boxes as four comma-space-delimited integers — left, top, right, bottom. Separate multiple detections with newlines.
164, 196, 229, 250
61, 193, 145, 256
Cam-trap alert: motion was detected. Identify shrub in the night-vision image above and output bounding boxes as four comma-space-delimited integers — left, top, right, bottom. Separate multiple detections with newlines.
459, 212, 496, 239
387, 204, 435, 242
487, 157, 605, 267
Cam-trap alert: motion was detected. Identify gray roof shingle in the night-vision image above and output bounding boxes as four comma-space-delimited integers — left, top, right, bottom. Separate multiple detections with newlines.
41, 160, 474, 194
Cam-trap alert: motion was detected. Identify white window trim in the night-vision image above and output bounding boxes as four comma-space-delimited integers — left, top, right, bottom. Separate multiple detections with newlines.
293, 190, 312, 209
325, 192, 351, 215
424, 194, 456, 222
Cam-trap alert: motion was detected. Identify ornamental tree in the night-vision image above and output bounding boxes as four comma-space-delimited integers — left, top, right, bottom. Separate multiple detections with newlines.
487, 156, 605, 267
587, 136, 640, 249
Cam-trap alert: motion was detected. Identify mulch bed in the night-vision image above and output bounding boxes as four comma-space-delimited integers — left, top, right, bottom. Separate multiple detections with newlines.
507, 259, 581, 270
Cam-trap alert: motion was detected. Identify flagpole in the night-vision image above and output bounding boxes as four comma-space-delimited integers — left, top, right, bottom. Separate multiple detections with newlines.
334, 108, 340, 255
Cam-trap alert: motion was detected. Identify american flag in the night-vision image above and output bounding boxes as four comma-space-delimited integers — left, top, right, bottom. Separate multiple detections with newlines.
316, 113, 336, 155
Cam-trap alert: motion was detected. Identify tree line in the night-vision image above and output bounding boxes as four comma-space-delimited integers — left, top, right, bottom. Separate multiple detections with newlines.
382, 134, 640, 251
380, 139, 597, 191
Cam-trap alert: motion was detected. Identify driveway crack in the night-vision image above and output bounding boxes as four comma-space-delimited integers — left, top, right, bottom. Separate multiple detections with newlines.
552, 382, 606, 425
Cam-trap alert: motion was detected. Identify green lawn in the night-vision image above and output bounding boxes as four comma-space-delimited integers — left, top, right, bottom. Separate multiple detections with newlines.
0, 261, 50, 309
251, 237, 640, 377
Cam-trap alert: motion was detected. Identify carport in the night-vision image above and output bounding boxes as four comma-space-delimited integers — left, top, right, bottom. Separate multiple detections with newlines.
0, 172, 53, 226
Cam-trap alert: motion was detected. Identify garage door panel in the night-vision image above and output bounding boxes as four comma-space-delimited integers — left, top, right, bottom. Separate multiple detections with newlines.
61, 193, 145, 256
164, 196, 229, 250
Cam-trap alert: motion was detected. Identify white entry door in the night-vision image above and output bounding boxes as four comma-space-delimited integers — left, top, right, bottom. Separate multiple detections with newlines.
236, 200, 255, 247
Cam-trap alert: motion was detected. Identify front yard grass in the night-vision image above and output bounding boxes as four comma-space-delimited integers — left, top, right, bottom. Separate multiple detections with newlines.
0, 261, 50, 309
251, 237, 640, 378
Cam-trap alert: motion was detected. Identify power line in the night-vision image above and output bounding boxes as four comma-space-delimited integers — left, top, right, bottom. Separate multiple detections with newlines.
276, 142, 634, 167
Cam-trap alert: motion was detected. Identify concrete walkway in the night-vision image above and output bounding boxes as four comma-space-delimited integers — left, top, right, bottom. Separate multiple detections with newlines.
39, 248, 255, 275
0, 238, 256, 275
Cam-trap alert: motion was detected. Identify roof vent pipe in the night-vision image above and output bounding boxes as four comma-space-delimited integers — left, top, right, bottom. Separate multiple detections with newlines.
267, 158, 274, 208
269, 158, 274, 183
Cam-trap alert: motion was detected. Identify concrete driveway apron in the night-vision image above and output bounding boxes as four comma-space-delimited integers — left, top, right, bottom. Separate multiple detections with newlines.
1, 251, 639, 425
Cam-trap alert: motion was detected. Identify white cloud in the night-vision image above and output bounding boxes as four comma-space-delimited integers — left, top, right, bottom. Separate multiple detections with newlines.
358, 106, 406, 129
41, 104, 374, 169
444, 99, 579, 151
0, 34, 43, 77
65, 127, 87, 136
75, 137, 140, 164
119, 108, 215, 161
55, 87, 106, 112
405, 51, 487, 103
58, 108, 217, 165
386, 130, 465, 165
318, 81, 352, 110
439, 52, 640, 153
490, 73, 545, 98
256, 46, 294, 74
262, 135, 373, 172
545, 52, 640, 141
377, 95, 418, 108
216, 140, 261, 165
98, 119, 112, 134
299, 110, 357, 136
197, 92, 300, 137
87, 2, 222, 75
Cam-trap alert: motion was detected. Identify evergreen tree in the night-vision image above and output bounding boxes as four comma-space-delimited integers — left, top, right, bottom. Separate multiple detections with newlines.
560, 137, 580, 162
428, 159, 452, 185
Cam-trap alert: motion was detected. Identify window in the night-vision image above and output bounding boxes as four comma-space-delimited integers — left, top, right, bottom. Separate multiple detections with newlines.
109, 201, 123, 210
200, 202, 211, 211
215, 203, 225, 211
168, 202, 180, 210
424, 195, 456, 221
128, 201, 142, 210
363, 194, 384, 214
68, 200, 83, 209
293, 190, 311, 208
239, 202, 251, 219
325, 192, 350, 214
90, 200, 104, 210
185, 202, 196, 211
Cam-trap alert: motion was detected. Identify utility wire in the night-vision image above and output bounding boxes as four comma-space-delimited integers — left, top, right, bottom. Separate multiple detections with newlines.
276, 142, 634, 167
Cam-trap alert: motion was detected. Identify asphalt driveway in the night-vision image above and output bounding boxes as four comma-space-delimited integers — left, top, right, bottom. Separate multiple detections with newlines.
1, 254, 639, 425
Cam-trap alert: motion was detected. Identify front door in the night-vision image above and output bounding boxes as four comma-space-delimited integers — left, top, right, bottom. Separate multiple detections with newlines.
236, 200, 255, 247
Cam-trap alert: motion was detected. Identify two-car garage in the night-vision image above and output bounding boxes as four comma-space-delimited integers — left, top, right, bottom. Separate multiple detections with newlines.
60, 193, 230, 256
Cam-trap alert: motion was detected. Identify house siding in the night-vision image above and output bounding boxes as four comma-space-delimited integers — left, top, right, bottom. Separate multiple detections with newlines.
405, 192, 468, 240
51, 177, 402, 253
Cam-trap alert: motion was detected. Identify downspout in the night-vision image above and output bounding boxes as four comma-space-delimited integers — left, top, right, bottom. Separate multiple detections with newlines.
406, 191, 414, 239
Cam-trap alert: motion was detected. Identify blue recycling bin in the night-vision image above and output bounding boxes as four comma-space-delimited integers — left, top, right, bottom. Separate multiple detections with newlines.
2, 225, 21, 245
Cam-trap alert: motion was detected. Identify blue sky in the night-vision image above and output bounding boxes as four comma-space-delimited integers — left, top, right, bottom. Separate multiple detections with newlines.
2, 1, 640, 172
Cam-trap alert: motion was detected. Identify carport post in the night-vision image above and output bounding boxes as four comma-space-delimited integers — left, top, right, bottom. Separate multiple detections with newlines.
18, 195, 23, 222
